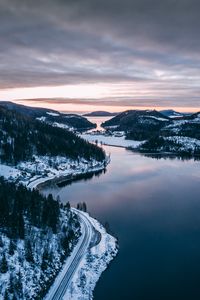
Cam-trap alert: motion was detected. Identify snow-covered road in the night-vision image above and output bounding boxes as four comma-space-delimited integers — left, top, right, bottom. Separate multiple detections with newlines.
45, 209, 95, 300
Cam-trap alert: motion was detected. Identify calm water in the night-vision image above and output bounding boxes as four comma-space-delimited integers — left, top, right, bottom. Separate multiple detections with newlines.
85, 116, 111, 131
43, 144, 200, 300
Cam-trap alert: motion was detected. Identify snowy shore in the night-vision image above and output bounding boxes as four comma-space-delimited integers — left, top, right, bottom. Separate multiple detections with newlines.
63, 210, 118, 300
82, 132, 144, 148
0, 155, 108, 190
0, 153, 118, 300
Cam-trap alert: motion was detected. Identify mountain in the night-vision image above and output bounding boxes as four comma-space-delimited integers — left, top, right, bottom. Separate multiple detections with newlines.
101, 109, 200, 156
0, 104, 106, 299
84, 111, 118, 117
0, 101, 96, 131
102, 110, 169, 140
160, 109, 186, 118
0, 104, 105, 165
102, 109, 169, 127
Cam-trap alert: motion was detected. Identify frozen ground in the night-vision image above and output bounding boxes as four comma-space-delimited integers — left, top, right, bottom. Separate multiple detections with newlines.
0, 155, 107, 189
82, 132, 144, 148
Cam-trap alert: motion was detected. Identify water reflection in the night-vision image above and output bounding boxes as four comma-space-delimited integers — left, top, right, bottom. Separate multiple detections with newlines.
42, 146, 200, 300
57, 169, 105, 188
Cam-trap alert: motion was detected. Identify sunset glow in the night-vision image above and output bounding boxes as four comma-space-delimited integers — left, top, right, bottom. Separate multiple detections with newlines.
0, 84, 199, 113
0, 0, 199, 112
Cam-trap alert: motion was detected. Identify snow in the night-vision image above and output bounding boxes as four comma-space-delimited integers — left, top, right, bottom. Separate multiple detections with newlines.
0, 210, 80, 300
0, 164, 21, 181
36, 117, 74, 130
146, 116, 169, 122
192, 114, 200, 123
0, 141, 117, 300
82, 133, 144, 148
104, 125, 119, 129
51, 122, 72, 130
0, 155, 108, 190
36, 116, 46, 122
65, 115, 82, 119
0, 154, 113, 300
46, 112, 60, 117
63, 210, 118, 300
163, 120, 185, 134
164, 136, 200, 152
163, 116, 200, 134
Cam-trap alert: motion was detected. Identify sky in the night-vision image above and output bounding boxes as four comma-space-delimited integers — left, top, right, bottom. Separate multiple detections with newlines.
0, 0, 200, 112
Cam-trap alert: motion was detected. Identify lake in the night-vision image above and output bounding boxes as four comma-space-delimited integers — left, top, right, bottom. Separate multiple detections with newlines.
43, 119, 200, 300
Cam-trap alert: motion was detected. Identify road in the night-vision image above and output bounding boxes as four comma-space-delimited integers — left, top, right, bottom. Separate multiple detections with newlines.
45, 209, 95, 300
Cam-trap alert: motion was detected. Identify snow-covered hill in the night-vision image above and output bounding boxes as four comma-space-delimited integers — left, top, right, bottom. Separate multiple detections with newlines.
0, 101, 96, 131
0, 177, 81, 300
100, 109, 200, 157
0, 104, 115, 300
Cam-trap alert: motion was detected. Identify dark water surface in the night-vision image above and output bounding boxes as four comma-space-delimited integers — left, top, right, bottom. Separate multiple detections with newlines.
43, 145, 200, 300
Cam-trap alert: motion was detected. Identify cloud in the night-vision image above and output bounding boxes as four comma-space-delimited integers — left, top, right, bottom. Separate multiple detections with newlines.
0, 0, 200, 108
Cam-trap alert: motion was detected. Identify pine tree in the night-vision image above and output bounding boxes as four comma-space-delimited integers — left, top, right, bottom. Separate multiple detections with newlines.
61, 236, 70, 255
18, 213, 25, 239
9, 274, 14, 294
25, 240, 34, 263
65, 202, 70, 211
0, 236, 3, 247
4, 289, 9, 300
82, 202, 87, 212
15, 271, 23, 299
41, 248, 49, 271
8, 240, 16, 256
0, 253, 8, 273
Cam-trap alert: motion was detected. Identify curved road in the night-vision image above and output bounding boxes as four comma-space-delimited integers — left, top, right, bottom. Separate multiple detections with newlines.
45, 209, 95, 300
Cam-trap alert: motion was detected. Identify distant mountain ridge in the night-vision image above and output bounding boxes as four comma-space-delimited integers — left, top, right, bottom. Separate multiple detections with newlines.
84, 111, 118, 117
0, 101, 96, 131
159, 109, 188, 118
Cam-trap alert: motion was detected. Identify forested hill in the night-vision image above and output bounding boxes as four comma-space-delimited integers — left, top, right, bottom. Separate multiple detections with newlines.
0, 177, 81, 299
0, 101, 96, 131
101, 109, 200, 156
0, 105, 105, 165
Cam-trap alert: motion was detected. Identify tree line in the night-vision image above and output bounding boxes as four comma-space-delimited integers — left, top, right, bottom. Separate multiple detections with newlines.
0, 177, 60, 238
0, 106, 105, 164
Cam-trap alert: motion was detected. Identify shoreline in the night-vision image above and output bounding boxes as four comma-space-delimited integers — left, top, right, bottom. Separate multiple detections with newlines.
81, 132, 200, 160
30, 155, 118, 300
28, 157, 109, 190
44, 208, 118, 300
0, 153, 118, 300
63, 209, 118, 300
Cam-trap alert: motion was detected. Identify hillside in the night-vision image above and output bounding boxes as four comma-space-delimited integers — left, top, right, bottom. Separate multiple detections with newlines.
101, 109, 200, 156
159, 109, 185, 118
0, 101, 96, 131
0, 105, 108, 299
0, 177, 80, 299
0, 105, 105, 165
102, 110, 169, 140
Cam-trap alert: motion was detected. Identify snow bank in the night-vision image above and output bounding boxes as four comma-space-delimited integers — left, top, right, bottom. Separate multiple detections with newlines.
64, 211, 118, 300
82, 133, 143, 148
0, 155, 107, 190
147, 116, 169, 122
0, 165, 21, 181
46, 112, 60, 116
